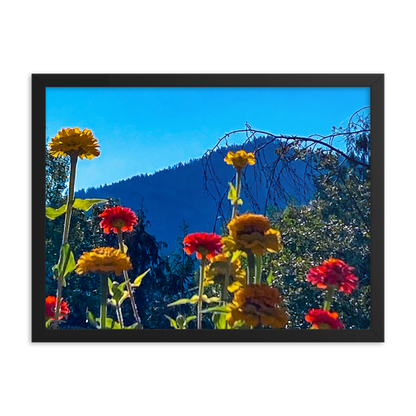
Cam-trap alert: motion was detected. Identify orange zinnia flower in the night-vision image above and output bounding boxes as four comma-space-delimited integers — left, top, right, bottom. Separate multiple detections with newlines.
76, 247, 132, 276
204, 253, 246, 292
183, 232, 223, 260
305, 309, 344, 329
49, 127, 100, 159
222, 213, 282, 255
99, 206, 138, 234
227, 284, 288, 328
224, 150, 255, 170
307, 258, 358, 294
45, 296, 70, 320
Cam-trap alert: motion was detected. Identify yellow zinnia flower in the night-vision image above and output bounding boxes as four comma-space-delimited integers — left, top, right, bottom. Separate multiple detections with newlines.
227, 284, 288, 328
49, 127, 100, 159
222, 213, 282, 256
224, 150, 255, 170
204, 254, 246, 292
76, 247, 132, 276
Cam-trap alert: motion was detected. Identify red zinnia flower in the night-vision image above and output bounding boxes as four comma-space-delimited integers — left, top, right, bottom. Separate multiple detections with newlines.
306, 258, 358, 294
305, 309, 344, 329
45, 296, 70, 320
183, 232, 223, 260
99, 206, 138, 234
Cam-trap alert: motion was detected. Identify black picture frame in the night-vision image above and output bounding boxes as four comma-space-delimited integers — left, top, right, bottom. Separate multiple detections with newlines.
32, 73, 384, 342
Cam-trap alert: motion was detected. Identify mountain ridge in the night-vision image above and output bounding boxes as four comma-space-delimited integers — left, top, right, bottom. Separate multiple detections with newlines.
76, 136, 314, 250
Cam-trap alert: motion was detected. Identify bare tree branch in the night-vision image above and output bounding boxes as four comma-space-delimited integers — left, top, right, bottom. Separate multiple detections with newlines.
201, 108, 371, 228
205, 128, 370, 168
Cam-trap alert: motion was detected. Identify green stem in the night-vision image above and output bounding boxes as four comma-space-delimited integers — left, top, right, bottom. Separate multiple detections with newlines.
50, 278, 63, 329
100, 274, 108, 329
255, 254, 262, 285
247, 251, 255, 285
221, 262, 230, 303
197, 256, 206, 329
117, 230, 141, 324
220, 282, 228, 303
62, 154, 77, 245
231, 169, 242, 219
323, 286, 335, 311
116, 302, 124, 328
54, 154, 77, 325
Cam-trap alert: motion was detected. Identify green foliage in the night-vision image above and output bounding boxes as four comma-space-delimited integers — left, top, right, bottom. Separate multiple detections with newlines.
86, 310, 99, 328
46, 204, 67, 220
228, 182, 243, 205
109, 281, 129, 305
168, 296, 199, 307
87, 310, 125, 329
46, 149, 68, 293
46, 148, 69, 208
132, 269, 150, 287
164, 314, 196, 329
212, 312, 229, 329
45, 151, 196, 329
202, 305, 230, 314
46, 151, 110, 328
52, 243, 76, 284
46, 198, 107, 220
168, 295, 220, 307
265, 123, 371, 329
73, 198, 107, 211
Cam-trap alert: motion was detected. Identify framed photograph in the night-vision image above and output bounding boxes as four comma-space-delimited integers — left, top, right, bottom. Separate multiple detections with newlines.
32, 74, 384, 342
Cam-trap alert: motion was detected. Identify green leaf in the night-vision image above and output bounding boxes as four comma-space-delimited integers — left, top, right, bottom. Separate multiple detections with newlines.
202, 305, 230, 314
231, 320, 246, 329
107, 298, 117, 307
125, 323, 142, 329
266, 271, 274, 286
213, 312, 228, 329
168, 295, 220, 307
46, 204, 67, 220
132, 268, 150, 287
227, 182, 243, 205
72, 198, 107, 211
176, 315, 186, 328
105, 318, 121, 329
52, 243, 76, 280
167, 296, 196, 307
231, 250, 243, 262
164, 315, 178, 329
113, 287, 129, 304
86, 310, 99, 328
185, 315, 197, 324
203, 296, 221, 304
168, 298, 191, 306
108, 279, 114, 296
119, 293, 130, 305
118, 281, 128, 292
228, 182, 238, 203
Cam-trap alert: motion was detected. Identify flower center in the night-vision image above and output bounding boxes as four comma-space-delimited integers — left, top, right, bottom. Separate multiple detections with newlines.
196, 245, 209, 256
112, 218, 126, 228
237, 226, 265, 237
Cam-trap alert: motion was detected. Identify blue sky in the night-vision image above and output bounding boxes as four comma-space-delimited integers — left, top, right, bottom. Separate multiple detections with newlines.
46, 87, 370, 190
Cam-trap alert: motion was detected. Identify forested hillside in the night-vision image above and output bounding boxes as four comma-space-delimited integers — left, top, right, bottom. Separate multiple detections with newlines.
77, 136, 313, 250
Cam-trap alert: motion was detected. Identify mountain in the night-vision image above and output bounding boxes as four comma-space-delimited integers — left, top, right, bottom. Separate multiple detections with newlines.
76, 136, 314, 251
